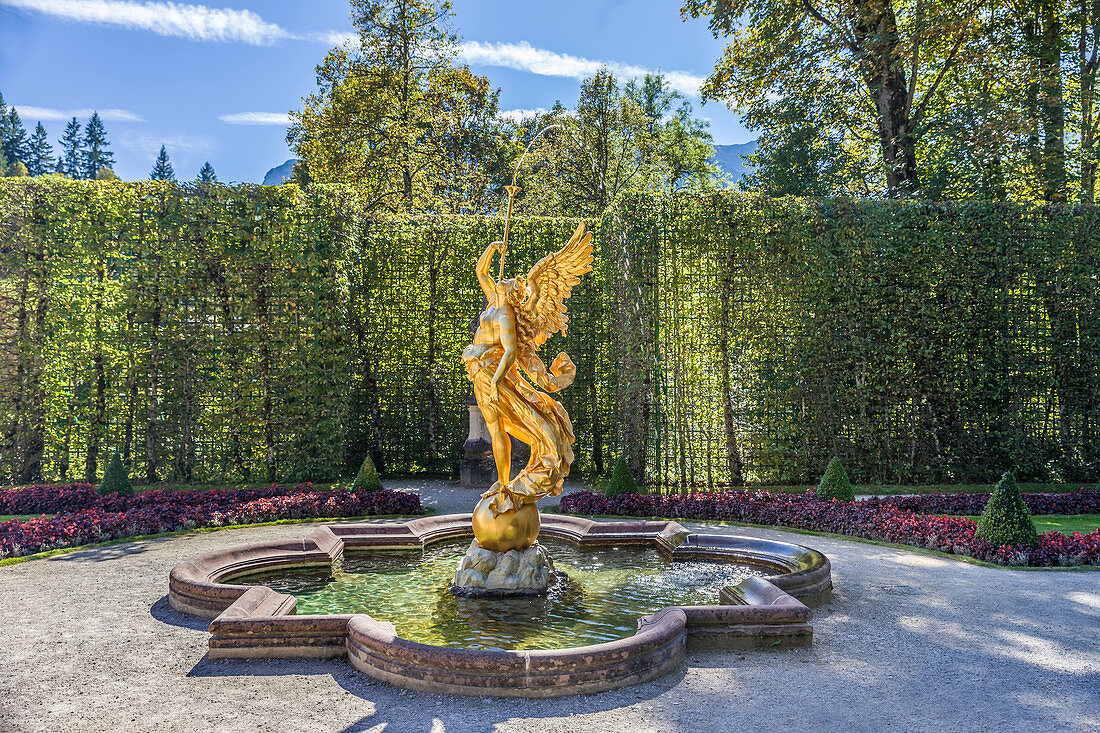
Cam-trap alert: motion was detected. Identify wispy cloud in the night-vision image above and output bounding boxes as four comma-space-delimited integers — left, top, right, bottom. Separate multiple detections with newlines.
218, 112, 291, 126
458, 41, 705, 96
14, 105, 145, 122
119, 131, 213, 160
500, 108, 548, 123
0, 0, 291, 45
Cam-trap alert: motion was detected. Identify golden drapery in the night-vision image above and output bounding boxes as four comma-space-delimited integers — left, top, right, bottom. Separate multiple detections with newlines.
463, 345, 575, 514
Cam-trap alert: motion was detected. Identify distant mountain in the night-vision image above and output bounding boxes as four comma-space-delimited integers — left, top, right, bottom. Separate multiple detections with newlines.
710, 141, 758, 186
263, 159, 297, 186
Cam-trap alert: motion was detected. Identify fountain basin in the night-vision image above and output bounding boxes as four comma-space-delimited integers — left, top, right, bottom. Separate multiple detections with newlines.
168, 514, 832, 696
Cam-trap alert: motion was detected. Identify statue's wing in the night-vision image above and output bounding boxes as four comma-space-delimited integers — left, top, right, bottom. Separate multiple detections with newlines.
524, 221, 594, 350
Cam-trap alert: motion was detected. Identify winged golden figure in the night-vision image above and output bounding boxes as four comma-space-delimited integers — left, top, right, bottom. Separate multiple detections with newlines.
462, 222, 594, 550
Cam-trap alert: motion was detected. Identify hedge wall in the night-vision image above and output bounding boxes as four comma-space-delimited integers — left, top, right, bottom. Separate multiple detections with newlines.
1, 179, 1097, 486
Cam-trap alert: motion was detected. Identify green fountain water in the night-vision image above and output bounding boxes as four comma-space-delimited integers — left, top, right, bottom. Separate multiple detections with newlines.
244, 538, 766, 651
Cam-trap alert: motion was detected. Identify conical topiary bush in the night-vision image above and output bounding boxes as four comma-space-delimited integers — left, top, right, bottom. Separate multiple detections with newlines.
976, 471, 1038, 547
350, 454, 383, 492
604, 457, 638, 498
816, 457, 854, 501
98, 450, 134, 496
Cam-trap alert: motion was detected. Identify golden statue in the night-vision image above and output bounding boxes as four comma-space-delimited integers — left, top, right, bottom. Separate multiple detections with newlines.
461, 218, 593, 553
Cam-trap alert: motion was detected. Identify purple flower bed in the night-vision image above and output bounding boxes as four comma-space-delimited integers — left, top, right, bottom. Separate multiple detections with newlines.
559, 490, 1100, 567
861, 488, 1100, 516
0, 483, 422, 560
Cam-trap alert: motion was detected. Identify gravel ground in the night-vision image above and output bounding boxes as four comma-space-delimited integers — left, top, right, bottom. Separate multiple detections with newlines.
1, 481, 1098, 733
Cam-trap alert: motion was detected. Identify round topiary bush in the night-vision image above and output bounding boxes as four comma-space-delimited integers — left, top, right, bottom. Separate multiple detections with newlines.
98, 450, 134, 496
816, 457, 854, 501
351, 454, 383, 492
604, 457, 638, 498
975, 471, 1038, 547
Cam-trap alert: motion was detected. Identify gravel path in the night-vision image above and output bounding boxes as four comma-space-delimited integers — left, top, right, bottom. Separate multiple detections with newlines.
1, 481, 1098, 732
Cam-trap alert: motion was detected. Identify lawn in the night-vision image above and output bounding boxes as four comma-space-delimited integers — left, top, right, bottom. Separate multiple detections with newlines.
961, 514, 1100, 535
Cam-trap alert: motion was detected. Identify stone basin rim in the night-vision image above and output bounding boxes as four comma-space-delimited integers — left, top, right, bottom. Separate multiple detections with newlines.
167, 513, 832, 697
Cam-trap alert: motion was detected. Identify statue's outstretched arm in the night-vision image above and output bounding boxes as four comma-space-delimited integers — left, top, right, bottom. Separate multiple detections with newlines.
477, 241, 500, 298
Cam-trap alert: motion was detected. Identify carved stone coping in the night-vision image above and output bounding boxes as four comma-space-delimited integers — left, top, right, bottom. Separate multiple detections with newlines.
168, 514, 832, 697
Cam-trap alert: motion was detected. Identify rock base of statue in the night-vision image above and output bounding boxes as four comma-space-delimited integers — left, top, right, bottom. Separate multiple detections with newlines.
451, 540, 556, 596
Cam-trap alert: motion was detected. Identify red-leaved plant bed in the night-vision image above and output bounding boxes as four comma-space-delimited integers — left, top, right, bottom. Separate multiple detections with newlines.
861, 488, 1100, 516
558, 491, 1100, 567
0, 484, 422, 560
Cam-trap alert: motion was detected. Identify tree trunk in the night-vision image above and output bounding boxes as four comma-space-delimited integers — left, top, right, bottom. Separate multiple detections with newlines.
144, 272, 161, 484
851, 1, 920, 196
717, 253, 745, 486
84, 258, 107, 485
1039, 0, 1067, 202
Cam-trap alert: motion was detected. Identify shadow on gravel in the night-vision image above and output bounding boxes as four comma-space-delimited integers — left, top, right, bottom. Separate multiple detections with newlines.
52, 535, 175, 562
186, 653, 684, 732
150, 595, 209, 631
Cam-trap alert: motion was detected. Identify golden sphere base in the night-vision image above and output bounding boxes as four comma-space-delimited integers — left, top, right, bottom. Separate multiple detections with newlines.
471, 496, 540, 552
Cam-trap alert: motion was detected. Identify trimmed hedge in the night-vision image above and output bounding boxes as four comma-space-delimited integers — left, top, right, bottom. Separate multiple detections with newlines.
351, 455, 383, 492
98, 451, 134, 496
0, 483, 422, 560
816, 458, 854, 501
558, 490, 1100, 567
604, 457, 638, 498
2, 181, 1099, 489
975, 472, 1039, 547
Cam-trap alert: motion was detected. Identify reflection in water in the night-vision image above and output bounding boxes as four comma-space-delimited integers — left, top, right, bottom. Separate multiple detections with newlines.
249, 539, 766, 650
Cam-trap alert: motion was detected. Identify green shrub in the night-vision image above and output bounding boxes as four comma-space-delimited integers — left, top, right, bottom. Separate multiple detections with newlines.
604, 457, 638, 498
350, 454, 383, 492
976, 471, 1038, 547
98, 450, 134, 496
816, 457, 854, 501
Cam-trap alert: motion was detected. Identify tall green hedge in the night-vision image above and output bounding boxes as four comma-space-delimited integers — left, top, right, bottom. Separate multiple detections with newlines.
0, 179, 1097, 487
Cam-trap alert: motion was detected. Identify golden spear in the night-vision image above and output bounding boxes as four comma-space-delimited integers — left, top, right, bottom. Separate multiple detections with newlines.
498, 124, 562, 280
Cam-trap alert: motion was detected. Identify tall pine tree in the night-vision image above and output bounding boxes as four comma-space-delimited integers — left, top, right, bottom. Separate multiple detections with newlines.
150, 145, 175, 180
0, 94, 9, 175
57, 117, 83, 178
26, 122, 54, 176
82, 112, 114, 179
196, 161, 216, 183
2, 107, 28, 169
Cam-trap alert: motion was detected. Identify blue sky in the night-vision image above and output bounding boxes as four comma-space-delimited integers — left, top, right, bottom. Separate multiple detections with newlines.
0, 0, 751, 183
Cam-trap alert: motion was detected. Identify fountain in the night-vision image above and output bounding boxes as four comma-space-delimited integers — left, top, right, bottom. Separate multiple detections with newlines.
166, 146, 834, 696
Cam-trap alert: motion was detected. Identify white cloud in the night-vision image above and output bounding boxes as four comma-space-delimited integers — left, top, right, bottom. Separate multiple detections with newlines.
218, 112, 291, 126
14, 105, 145, 122
458, 41, 705, 97
119, 131, 213, 160
305, 29, 356, 47
0, 0, 290, 45
500, 108, 548, 123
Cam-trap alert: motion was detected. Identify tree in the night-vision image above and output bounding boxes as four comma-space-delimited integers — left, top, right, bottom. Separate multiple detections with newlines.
625, 73, 719, 192
57, 117, 83, 178
82, 112, 114, 180
683, 0, 987, 197
150, 144, 175, 181
196, 161, 217, 183
741, 98, 871, 196
2, 107, 28, 169
520, 68, 653, 216
289, 0, 513, 213
26, 122, 54, 176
